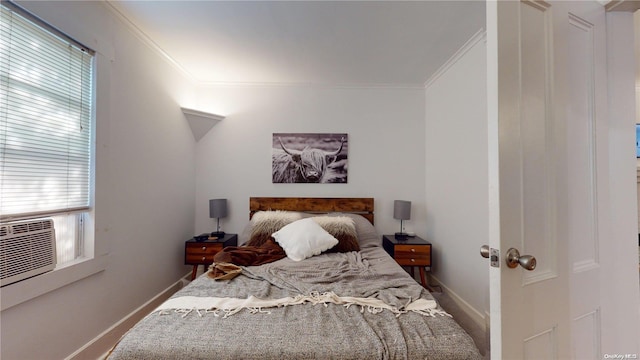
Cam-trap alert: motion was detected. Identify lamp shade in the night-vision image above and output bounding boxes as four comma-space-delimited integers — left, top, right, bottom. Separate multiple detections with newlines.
209, 199, 228, 219
393, 200, 411, 220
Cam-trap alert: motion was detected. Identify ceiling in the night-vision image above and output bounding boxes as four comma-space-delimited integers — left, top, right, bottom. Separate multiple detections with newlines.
107, 1, 486, 87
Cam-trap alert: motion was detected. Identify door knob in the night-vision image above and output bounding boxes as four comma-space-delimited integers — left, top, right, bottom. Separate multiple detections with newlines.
480, 245, 490, 258
505, 248, 536, 271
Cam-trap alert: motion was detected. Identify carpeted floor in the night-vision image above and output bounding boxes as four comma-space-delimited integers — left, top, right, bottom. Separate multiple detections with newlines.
431, 290, 489, 359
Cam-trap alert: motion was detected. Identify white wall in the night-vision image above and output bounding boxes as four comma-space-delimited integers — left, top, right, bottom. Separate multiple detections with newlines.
424, 34, 488, 316
1, 2, 197, 359
193, 85, 427, 242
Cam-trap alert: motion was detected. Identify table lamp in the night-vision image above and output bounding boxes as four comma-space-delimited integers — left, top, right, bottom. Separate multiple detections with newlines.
209, 199, 228, 237
394, 200, 411, 239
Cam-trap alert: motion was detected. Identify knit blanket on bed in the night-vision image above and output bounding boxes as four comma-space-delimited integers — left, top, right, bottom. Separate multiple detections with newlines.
155, 291, 448, 318
164, 251, 450, 318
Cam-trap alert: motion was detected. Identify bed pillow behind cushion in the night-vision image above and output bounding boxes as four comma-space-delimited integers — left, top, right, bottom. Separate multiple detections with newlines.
246, 210, 302, 247
311, 215, 360, 253
272, 218, 339, 261
334, 213, 381, 248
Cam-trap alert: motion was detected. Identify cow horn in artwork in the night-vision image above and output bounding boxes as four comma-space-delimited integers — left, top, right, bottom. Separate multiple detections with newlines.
324, 137, 345, 157
278, 137, 302, 156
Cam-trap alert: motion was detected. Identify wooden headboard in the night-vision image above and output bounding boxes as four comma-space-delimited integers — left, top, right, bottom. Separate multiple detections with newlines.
249, 197, 374, 224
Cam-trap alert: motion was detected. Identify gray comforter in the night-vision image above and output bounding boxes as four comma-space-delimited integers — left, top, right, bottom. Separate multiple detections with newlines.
108, 217, 482, 360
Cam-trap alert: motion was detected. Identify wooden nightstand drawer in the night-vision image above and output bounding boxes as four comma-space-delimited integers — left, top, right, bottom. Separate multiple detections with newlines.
185, 243, 222, 256
185, 243, 222, 264
185, 234, 238, 280
394, 244, 430, 266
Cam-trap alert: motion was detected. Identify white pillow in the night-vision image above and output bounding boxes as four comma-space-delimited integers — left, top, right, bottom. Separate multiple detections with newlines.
272, 218, 339, 261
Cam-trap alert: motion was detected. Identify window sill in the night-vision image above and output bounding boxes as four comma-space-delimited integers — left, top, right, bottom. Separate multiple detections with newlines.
0, 254, 109, 311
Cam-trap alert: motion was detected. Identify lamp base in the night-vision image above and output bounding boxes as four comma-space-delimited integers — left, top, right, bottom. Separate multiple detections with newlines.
210, 231, 225, 238
394, 232, 409, 240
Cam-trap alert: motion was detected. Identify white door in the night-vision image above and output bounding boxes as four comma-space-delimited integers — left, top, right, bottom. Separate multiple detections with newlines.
486, 1, 636, 358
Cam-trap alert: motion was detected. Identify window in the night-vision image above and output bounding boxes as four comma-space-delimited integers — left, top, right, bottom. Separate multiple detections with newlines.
0, 2, 94, 267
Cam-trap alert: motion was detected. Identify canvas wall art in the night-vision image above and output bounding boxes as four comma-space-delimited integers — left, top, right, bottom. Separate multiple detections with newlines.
272, 133, 348, 183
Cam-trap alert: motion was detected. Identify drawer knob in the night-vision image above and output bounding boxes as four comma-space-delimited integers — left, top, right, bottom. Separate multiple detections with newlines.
202, 256, 206, 261
202, 246, 207, 251
410, 248, 415, 252
411, 258, 415, 262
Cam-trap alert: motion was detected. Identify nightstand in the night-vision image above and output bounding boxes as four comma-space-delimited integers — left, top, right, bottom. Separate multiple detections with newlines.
383, 234, 433, 289
185, 233, 237, 280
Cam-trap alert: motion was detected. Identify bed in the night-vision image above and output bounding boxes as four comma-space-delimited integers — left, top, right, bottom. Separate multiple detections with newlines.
107, 197, 482, 360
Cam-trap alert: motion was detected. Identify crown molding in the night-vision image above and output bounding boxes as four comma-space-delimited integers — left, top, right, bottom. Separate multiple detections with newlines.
102, 1, 196, 83
197, 80, 425, 90
423, 28, 486, 89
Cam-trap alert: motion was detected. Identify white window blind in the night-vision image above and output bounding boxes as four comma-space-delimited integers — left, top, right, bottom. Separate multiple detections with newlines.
0, 3, 94, 220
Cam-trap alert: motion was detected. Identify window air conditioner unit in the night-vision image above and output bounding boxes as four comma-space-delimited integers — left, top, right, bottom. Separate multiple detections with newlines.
0, 219, 56, 287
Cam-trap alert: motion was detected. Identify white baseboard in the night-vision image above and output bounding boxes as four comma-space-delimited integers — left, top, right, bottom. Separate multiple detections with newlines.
65, 272, 191, 360
428, 274, 487, 331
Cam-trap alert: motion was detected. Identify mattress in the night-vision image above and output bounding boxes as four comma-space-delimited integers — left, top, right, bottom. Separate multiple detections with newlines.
107, 213, 482, 360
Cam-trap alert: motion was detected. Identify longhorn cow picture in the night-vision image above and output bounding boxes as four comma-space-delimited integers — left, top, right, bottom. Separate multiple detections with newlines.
272, 133, 348, 183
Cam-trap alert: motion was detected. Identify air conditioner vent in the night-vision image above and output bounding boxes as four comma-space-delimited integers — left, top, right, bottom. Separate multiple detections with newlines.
0, 219, 56, 287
